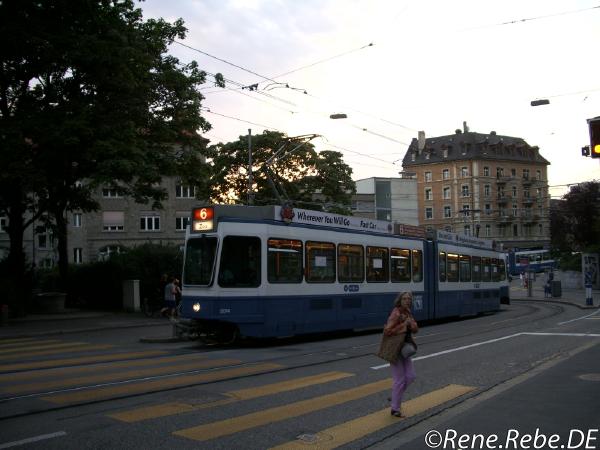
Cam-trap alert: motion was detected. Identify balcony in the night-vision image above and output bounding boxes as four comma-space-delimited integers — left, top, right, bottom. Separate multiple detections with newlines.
495, 176, 512, 185
521, 176, 533, 186
496, 194, 511, 204
497, 214, 513, 224
522, 197, 534, 205
521, 212, 540, 224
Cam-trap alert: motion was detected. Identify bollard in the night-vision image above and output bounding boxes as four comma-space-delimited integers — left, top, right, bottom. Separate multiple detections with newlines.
585, 283, 593, 306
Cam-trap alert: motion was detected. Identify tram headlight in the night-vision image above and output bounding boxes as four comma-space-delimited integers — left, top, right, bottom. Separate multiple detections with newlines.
192, 302, 201, 313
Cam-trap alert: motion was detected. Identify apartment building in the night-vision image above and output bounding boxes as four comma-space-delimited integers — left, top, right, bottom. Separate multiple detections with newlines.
401, 125, 551, 250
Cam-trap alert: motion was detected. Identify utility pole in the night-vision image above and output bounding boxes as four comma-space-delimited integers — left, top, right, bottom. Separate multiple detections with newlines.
247, 129, 253, 205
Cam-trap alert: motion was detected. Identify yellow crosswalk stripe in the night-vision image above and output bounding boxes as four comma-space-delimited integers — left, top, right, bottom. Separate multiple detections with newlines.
110, 371, 355, 423
4, 359, 241, 394
173, 378, 391, 442
270, 384, 476, 450
0, 344, 113, 360
42, 363, 283, 404
0, 350, 168, 372
0, 339, 62, 350
0, 352, 202, 382
0, 341, 89, 355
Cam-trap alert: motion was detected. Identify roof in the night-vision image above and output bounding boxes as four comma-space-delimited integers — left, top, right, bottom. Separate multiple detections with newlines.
402, 130, 550, 167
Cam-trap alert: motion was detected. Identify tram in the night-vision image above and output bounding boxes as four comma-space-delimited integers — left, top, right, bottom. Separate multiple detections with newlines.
177, 205, 509, 341
507, 248, 555, 276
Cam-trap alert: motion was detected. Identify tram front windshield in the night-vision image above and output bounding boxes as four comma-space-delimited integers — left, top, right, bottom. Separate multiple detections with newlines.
183, 237, 217, 285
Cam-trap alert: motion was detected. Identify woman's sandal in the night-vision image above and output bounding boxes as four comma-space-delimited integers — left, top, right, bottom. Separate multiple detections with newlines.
390, 409, 405, 418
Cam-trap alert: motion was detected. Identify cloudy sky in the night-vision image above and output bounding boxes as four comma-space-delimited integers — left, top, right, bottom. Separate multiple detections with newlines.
140, 0, 600, 198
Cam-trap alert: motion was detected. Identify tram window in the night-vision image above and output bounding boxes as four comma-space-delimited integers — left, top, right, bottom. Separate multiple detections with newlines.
438, 252, 446, 282
447, 253, 459, 282
306, 241, 336, 283
218, 236, 261, 288
459, 255, 471, 282
482, 257, 491, 282
338, 244, 364, 283
499, 259, 506, 281
412, 250, 423, 282
268, 238, 303, 283
367, 246, 389, 282
391, 248, 411, 282
472, 256, 481, 282
491, 258, 500, 282
183, 237, 217, 285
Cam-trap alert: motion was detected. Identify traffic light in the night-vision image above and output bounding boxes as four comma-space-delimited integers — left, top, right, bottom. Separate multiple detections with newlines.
589, 117, 600, 158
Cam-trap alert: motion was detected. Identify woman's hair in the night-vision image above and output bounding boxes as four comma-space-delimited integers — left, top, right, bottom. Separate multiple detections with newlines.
394, 291, 413, 308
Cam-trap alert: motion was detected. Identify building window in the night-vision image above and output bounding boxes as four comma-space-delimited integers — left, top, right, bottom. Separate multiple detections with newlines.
73, 248, 83, 264
484, 184, 491, 197
462, 205, 470, 217
425, 207, 433, 220
176, 216, 190, 231
524, 189, 530, 198
523, 169, 530, 179
424, 171, 432, 182
538, 224, 543, 235
536, 170, 541, 180
425, 188, 433, 201
483, 166, 490, 177
512, 186, 517, 197
512, 203, 518, 216
461, 185, 470, 197
37, 231, 54, 249
444, 226, 453, 232
511, 168, 516, 177
140, 215, 160, 231
102, 211, 125, 231
461, 166, 468, 177
444, 206, 452, 218
176, 184, 196, 198
442, 169, 450, 179
497, 167, 504, 177
464, 225, 471, 236
513, 224, 519, 237
443, 187, 451, 199
102, 188, 121, 198
0, 216, 7, 232
98, 245, 122, 261
485, 224, 491, 237
72, 213, 82, 228
485, 203, 492, 215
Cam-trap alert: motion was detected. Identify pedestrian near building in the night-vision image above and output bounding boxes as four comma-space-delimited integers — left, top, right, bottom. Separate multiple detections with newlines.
162, 276, 177, 317
384, 291, 418, 417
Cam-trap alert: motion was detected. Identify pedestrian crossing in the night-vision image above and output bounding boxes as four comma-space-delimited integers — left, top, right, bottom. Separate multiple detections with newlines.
0, 337, 477, 448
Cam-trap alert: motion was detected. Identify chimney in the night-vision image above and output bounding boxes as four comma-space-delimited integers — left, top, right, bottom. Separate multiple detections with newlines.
463, 121, 469, 133
418, 131, 426, 153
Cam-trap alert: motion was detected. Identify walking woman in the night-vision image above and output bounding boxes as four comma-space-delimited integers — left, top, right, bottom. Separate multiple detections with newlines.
384, 291, 418, 417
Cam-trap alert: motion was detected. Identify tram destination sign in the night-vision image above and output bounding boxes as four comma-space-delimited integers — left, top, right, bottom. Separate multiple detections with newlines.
275, 206, 392, 234
435, 230, 495, 249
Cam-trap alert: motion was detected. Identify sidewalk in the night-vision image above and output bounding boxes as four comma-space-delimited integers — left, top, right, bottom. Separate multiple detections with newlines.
0, 310, 170, 340
509, 278, 599, 310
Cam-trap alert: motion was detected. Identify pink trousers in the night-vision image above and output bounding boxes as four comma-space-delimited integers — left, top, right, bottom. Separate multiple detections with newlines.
390, 357, 416, 411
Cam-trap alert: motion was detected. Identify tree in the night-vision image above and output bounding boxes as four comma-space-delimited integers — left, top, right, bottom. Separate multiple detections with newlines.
209, 130, 355, 212
0, 0, 218, 307
550, 181, 600, 253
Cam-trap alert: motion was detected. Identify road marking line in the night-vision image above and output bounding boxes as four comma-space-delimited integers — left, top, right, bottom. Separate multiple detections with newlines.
0, 341, 89, 355
558, 308, 600, 325
110, 371, 355, 423
173, 378, 391, 442
371, 333, 522, 370
0, 431, 67, 449
269, 384, 475, 450
0, 350, 168, 373
0, 338, 36, 345
0, 344, 113, 360
41, 363, 282, 404
0, 352, 202, 382
371, 331, 600, 370
4, 359, 241, 394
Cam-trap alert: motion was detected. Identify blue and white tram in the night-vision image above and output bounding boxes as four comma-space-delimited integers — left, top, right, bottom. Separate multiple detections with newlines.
178, 205, 508, 341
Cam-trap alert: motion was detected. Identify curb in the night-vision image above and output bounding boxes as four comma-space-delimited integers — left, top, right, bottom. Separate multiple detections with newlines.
0, 321, 171, 340
139, 336, 186, 343
512, 297, 598, 310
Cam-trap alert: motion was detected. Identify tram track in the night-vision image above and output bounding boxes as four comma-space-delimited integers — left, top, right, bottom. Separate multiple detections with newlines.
0, 301, 566, 421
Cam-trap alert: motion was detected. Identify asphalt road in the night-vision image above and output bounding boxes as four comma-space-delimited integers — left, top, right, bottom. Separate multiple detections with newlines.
0, 301, 598, 450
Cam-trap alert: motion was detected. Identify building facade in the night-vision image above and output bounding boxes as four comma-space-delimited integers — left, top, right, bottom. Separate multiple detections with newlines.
401, 126, 551, 250
0, 177, 199, 266
352, 175, 419, 225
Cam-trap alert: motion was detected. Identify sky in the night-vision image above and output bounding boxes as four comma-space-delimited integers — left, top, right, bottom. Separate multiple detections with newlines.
139, 0, 600, 199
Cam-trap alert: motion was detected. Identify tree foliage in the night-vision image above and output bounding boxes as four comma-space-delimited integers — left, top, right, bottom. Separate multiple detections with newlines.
209, 130, 355, 213
550, 181, 600, 253
0, 0, 218, 302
